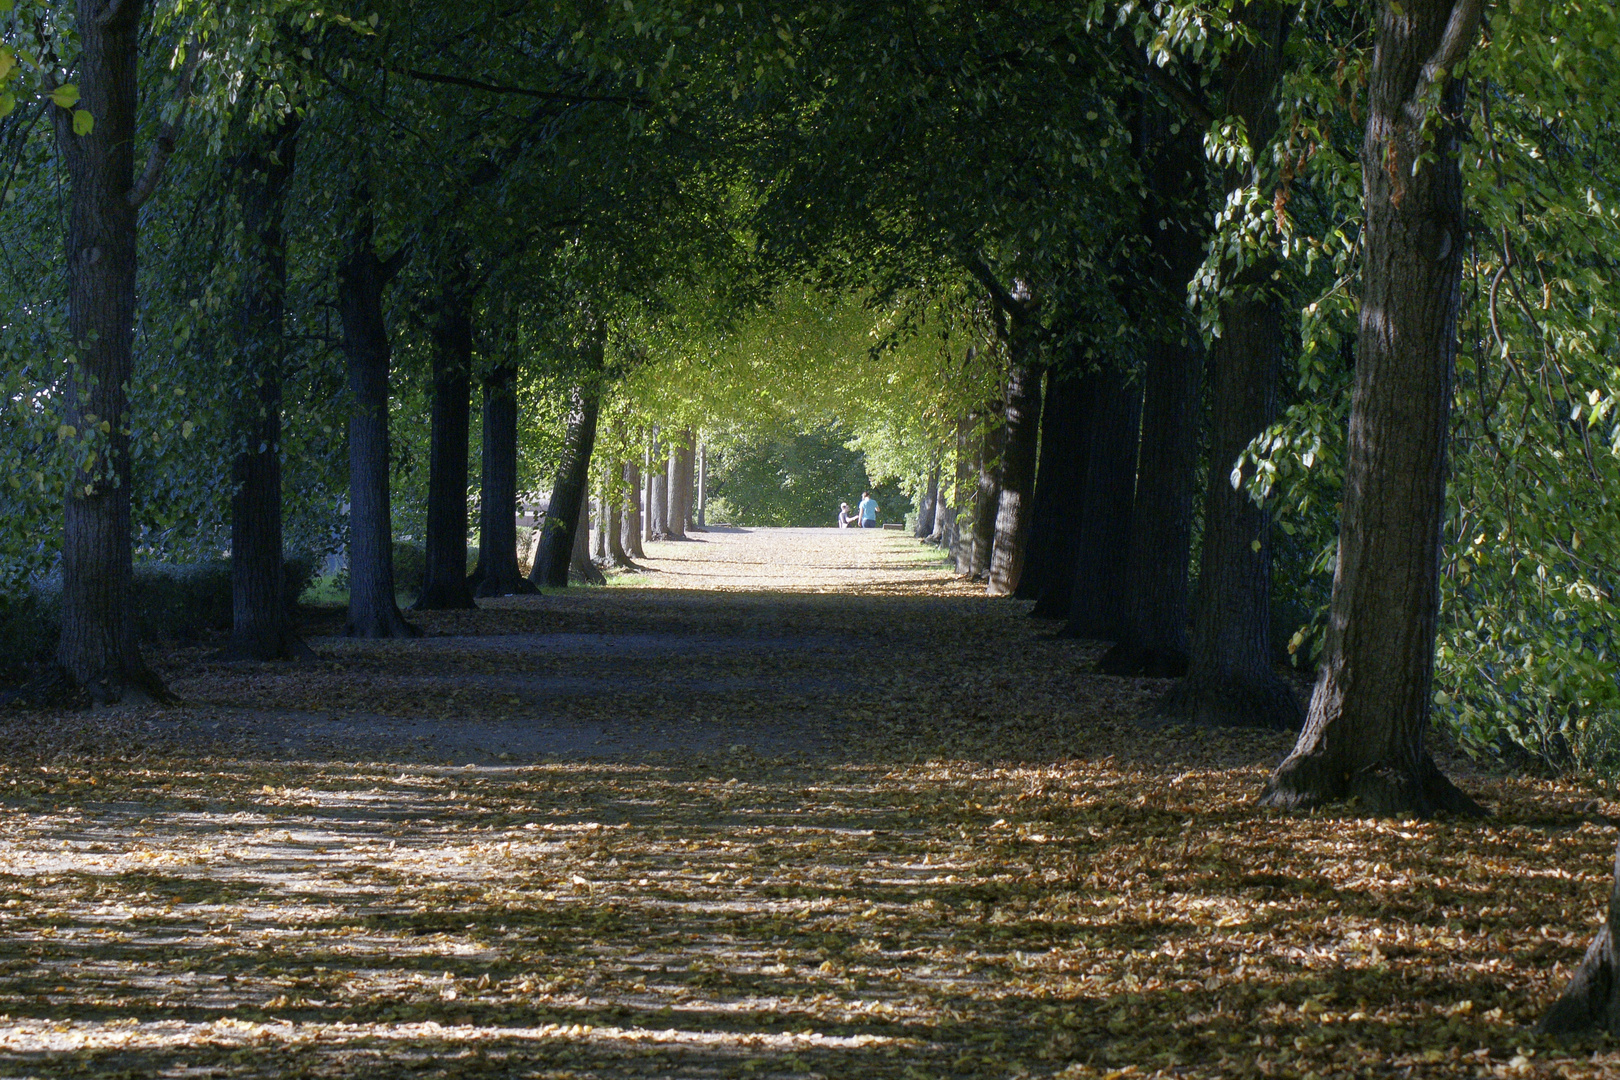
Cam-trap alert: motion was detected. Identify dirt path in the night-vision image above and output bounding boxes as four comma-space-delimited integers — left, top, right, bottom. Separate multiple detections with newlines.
0, 529, 1613, 1078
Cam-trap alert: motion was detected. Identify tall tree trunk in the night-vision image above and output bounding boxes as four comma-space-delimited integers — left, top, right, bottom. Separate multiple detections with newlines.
54, 0, 170, 701
1021, 370, 1089, 611
471, 365, 536, 597
970, 413, 1002, 580
665, 442, 687, 539
696, 444, 707, 528
648, 430, 669, 540
338, 206, 418, 639
680, 435, 697, 531
1146, 1, 1298, 708
916, 454, 940, 540
607, 462, 635, 568
988, 360, 1042, 596
1064, 371, 1142, 639
531, 336, 605, 588
569, 487, 606, 584
1263, 0, 1485, 816
226, 116, 310, 661
591, 484, 608, 563
413, 272, 477, 611
952, 414, 975, 574
623, 458, 647, 559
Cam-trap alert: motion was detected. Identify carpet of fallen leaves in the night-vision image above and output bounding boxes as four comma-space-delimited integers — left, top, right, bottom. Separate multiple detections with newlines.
0, 528, 1617, 1079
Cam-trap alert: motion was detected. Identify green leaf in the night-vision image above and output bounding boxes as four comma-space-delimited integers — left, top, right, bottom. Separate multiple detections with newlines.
72, 109, 93, 136
50, 84, 80, 109
0, 93, 13, 119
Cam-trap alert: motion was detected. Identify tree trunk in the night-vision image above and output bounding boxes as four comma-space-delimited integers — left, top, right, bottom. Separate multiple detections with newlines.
987, 360, 1041, 596
607, 462, 635, 568
952, 414, 975, 574
569, 487, 605, 584
970, 413, 1002, 580
413, 273, 477, 611
531, 348, 604, 589
696, 444, 707, 527
1540, 840, 1620, 1035
1064, 370, 1142, 639
648, 430, 669, 540
916, 455, 940, 540
591, 484, 608, 563
1101, 94, 1208, 676
338, 206, 418, 639
665, 443, 687, 539
471, 365, 536, 597
623, 458, 647, 559
1022, 370, 1090, 613
680, 435, 697, 532
54, 0, 170, 701
226, 116, 310, 661
1263, 0, 1485, 816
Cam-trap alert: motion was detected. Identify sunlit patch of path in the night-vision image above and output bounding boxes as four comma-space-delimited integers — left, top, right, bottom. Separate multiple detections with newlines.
0, 530, 1616, 1077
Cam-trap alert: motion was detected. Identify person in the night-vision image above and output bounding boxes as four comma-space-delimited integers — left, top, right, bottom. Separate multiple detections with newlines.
837, 502, 854, 529
858, 491, 879, 528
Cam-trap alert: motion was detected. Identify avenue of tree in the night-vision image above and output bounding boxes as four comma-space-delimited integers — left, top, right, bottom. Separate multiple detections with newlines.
3, 0, 1620, 1032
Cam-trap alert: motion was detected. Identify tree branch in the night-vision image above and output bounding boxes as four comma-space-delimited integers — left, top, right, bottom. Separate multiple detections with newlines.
127, 40, 201, 210
1415, 0, 1484, 101
396, 68, 644, 106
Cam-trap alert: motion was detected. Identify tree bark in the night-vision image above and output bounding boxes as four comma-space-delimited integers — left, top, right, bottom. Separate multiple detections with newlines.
987, 360, 1041, 596
970, 414, 1002, 581
1263, 0, 1485, 816
225, 116, 310, 662
697, 444, 707, 527
1540, 840, 1620, 1035
648, 430, 669, 540
665, 442, 687, 539
952, 414, 975, 574
1146, 1, 1299, 711
1064, 370, 1142, 639
413, 272, 477, 611
569, 486, 605, 584
622, 458, 647, 558
1101, 91, 1209, 677
531, 336, 605, 589
591, 484, 608, 563
607, 461, 636, 568
916, 455, 940, 540
53, 0, 171, 701
1023, 370, 1090, 614
680, 435, 697, 532
471, 365, 536, 597
339, 202, 418, 639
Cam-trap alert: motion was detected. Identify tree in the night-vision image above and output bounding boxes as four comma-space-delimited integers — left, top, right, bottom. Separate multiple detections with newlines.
1263, 0, 1486, 814
412, 267, 478, 611
470, 366, 537, 598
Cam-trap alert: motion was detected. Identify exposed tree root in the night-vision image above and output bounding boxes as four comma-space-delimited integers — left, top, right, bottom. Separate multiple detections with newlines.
343, 609, 422, 639
1541, 841, 1620, 1035
1151, 671, 1302, 730
216, 631, 318, 663
469, 570, 539, 599
1260, 748, 1485, 817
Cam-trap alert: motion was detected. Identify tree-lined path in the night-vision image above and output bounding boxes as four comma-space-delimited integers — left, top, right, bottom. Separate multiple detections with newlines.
0, 532, 1616, 1078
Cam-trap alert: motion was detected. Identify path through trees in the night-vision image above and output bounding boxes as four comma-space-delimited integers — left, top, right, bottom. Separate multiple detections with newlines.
0, 530, 1614, 1077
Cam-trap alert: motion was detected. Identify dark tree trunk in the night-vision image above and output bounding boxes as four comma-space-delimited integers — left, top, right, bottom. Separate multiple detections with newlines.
648, 431, 669, 540
471, 366, 536, 597
622, 459, 647, 558
532, 358, 604, 589
1541, 841, 1620, 1035
916, 455, 940, 540
1022, 370, 1090, 613
1146, 1, 1298, 709
54, 0, 170, 701
970, 415, 1002, 580
226, 116, 310, 661
1101, 95, 1209, 677
338, 207, 418, 639
591, 485, 608, 562
952, 414, 975, 574
1262, 0, 1484, 816
988, 361, 1041, 596
413, 274, 477, 611
1064, 370, 1142, 639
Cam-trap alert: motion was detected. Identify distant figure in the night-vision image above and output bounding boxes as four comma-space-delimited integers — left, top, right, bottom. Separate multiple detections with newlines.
837, 501, 854, 529
858, 491, 879, 529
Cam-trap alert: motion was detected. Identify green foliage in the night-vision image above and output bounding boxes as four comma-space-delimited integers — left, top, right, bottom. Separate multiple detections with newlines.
706, 425, 908, 528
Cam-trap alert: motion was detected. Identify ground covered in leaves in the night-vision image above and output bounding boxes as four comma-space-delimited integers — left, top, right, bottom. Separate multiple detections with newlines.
1, 528, 1617, 1078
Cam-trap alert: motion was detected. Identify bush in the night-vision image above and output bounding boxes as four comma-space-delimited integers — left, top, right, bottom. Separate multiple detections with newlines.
393, 541, 426, 594
0, 590, 58, 686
